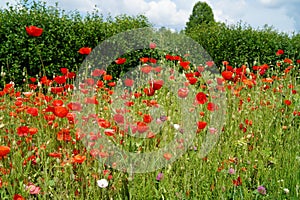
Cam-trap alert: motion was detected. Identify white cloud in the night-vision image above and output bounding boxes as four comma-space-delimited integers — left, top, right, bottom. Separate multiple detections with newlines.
0, 0, 299, 32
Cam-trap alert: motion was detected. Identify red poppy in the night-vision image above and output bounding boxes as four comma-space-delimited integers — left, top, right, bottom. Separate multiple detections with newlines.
140, 57, 149, 63
196, 92, 208, 104
149, 42, 156, 49
0, 146, 10, 157
26, 25, 43, 37
276, 49, 284, 56
115, 58, 126, 65
78, 47, 92, 55
30, 77, 37, 82
144, 87, 155, 96
114, 113, 124, 124
221, 71, 233, 80
284, 100, 291, 106
29, 127, 38, 135
54, 76, 66, 84
163, 153, 172, 160
180, 61, 190, 70
60, 68, 68, 75
85, 78, 95, 86
104, 129, 115, 136
141, 65, 152, 74
206, 61, 214, 67
197, 121, 207, 129
26, 107, 39, 116
53, 106, 69, 118
52, 99, 64, 106
188, 77, 197, 85
17, 126, 29, 137
72, 154, 86, 164
92, 69, 105, 77
150, 79, 164, 91
51, 87, 64, 94
13, 194, 25, 200
143, 114, 152, 123
137, 122, 149, 133
207, 102, 217, 111
178, 88, 189, 98
49, 152, 62, 158
67, 102, 82, 111
124, 79, 134, 87
233, 176, 242, 186
149, 58, 157, 63
103, 74, 113, 81
85, 96, 99, 104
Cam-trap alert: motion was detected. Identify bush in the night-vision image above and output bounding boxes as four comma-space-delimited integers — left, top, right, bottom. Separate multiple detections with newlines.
0, 0, 150, 86
185, 22, 299, 69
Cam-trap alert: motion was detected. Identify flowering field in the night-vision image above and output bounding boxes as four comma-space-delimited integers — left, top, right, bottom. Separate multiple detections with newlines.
0, 25, 299, 200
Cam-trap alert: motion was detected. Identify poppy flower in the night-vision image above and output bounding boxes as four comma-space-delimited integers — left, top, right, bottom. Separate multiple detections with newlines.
13, 194, 25, 200
0, 146, 10, 157
85, 96, 99, 104
29, 127, 38, 135
141, 65, 152, 74
178, 88, 189, 98
221, 71, 233, 80
124, 79, 134, 87
17, 126, 29, 137
26, 107, 39, 116
54, 76, 66, 84
206, 61, 214, 67
26, 25, 43, 37
180, 61, 190, 70
114, 113, 124, 124
149, 42, 156, 49
233, 176, 242, 186
150, 79, 164, 91
67, 102, 82, 111
143, 114, 152, 123
115, 58, 126, 65
52, 99, 64, 106
92, 69, 105, 77
49, 152, 62, 158
26, 183, 41, 194
284, 100, 291, 106
104, 129, 115, 136
78, 47, 92, 55
163, 153, 172, 160
144, 87, 155, 96
72, 154, 86, 164
276, 49, 284, 56
103, 74, 113, 81
197, 121, 207, 129
137, 122, 149, 133
140, 57, 149, 63
207, 102, 217, 111
196, 92, 208, 104
53, 106, 69, 118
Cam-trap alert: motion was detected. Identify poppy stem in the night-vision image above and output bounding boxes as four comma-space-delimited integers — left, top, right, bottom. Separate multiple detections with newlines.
34, 40, 46, 77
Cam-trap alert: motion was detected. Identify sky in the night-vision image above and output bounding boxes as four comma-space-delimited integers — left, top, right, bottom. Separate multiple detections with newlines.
1, 0, 299, 33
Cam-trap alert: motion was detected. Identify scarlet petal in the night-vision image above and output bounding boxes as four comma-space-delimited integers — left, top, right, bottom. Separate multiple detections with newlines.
53, 106, 69, 118
163, 153, 172, 160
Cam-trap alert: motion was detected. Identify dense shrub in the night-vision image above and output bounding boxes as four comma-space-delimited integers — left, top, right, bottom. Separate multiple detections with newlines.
185, 22, 300, 69
0, 0, 150, 86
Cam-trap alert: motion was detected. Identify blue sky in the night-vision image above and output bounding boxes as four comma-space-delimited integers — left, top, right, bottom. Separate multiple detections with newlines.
1, 0, 299, 33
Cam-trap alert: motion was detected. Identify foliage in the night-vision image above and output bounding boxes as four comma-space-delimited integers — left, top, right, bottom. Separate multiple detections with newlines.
185, 1, 215, 33
185, 21, 300, 69
0, 0, 150, 86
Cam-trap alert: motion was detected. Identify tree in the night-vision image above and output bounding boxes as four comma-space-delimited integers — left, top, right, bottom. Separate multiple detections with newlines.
185, 1, 215, 32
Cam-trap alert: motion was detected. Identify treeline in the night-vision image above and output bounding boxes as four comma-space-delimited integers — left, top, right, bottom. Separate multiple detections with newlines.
0, 0, 150, 85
